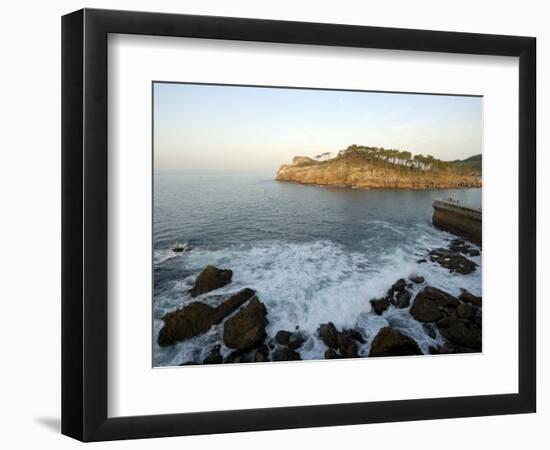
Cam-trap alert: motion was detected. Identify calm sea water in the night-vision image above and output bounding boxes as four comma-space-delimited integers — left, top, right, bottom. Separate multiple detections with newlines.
153, 172, 482, 366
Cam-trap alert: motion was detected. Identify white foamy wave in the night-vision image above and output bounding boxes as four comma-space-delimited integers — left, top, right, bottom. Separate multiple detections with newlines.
153, 230, 481, 367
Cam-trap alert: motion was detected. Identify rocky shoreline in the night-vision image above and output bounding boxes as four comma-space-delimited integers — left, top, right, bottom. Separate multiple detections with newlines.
157, 237, 481, 365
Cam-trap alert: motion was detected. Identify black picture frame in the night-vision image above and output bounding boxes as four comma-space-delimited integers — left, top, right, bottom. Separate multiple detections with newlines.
61, 8, 536, 442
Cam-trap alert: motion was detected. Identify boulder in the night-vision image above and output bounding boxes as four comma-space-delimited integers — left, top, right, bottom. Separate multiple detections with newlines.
409, 275, 425, 284
337, 330, 359, 358
370, 297, 390, 315
458, 290, 482, 307
410, 287, 460, 323
203, 345, 223, 364
423, 323, 436, 339
223, 297, 268, 350
391, 278, 407, 292
428, 248, 477, 274
369, 327, 422, 357
275, 330, 305, 349
157, 288, 256, 346
158, 302, 216, 347
457, 302, 474, 319
325, 348, 339, 359
319, 322, 339, 349
438, 319, 481, 351
224, 351, 249, 364
190, 265, 233, 297
213, 288, 256, 323
253, 345, 270, 363
468, 249, 480, 257
392, 290, 411, 308
272, 347, 301, 361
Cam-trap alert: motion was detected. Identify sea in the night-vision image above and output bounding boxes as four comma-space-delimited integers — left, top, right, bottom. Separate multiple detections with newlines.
153, 171, 482, 367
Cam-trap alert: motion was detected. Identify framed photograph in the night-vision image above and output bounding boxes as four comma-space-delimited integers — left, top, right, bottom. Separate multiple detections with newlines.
62, 8, 536, 441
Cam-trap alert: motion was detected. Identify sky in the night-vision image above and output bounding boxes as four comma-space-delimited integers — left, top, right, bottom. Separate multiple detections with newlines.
153, 82, 482, 173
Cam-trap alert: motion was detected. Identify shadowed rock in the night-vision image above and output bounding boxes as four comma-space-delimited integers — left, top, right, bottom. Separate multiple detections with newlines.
223, 297, 268, 350
458, 290, 482, 307
410, 286, 460, 323
275, 330, 305, 349
157, 288, 256, 346
190, 265, 233, 297
437, 318, 481, 351
203, 345, 223, 364
370, 297, 390, 315
369, 327, 422, 357
319, 322, 339, 349
429, 248, 477, 274
272, 347, 301, 361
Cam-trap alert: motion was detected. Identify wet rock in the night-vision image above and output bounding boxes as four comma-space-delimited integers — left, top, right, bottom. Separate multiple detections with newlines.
410, 287, 461, 323
223, 297, 268, 350
253, 346, 270, 362
429, 248, 477, 274
370, 297, 390, 315
468, 249, 480, 257
458, 290, 482, 307
417, 259, 427, 264
337, 330, 359, 358
157, 288, 256, 346
473, 309, 482, 327
391, 278, 407, 292
457, 302, 474, 320
325, 348, 339, 359
213, 288, 256, 323
190, 265, 233, 297
272, 347, 301, 361
348, 329, 366, 344
369, 327, 422, 357
449, 243, 471, 254
410, 275, 425, 284
451, 238, 465, 246
203, 345, 223, 364
224, 350, 249, 364
179, 361, 199, 366
158, 302, 216, 346
423, 323, 437, 339
275, 330, 305, 349
275, 330, 292, 346
392, 290, 411, 308
437, 319, 481, 351
319, 322, 339, 349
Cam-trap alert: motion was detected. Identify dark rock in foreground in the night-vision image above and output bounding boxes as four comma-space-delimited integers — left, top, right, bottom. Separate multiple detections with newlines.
370, 297, 390, 315
337, 330, 359, 358
369, 327, 422, 357
157, 288, 256, 346
272, 347, 301, 361
429, 248, 477, 274
319, 322, 339, 349
203, 345, 223, 364
458, 290, 482, 307
190, 265, 233, 297
275, 330, 305, 349
410, 286, 460, 323
223, 297, 268, 350
437, 318, 481, 351
409, 275, 425, 284
325, 348, 338, 359
392, 290, 412, 308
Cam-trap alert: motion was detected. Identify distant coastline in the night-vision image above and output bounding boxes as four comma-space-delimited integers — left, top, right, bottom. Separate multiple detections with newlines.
276, 145, 482, 190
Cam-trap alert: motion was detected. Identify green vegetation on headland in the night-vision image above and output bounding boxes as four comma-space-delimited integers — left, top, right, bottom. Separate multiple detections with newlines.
276, 145, 482, 189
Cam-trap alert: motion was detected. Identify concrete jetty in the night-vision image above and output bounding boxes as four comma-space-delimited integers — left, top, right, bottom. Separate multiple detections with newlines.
432, 199, 481, 245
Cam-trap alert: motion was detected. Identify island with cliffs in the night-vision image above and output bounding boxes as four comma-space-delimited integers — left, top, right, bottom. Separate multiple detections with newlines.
276, 145, 482, 189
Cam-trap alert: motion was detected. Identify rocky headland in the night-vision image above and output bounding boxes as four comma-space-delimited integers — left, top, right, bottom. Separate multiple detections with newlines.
275, 145, 482, 189
157, 236, 481, 365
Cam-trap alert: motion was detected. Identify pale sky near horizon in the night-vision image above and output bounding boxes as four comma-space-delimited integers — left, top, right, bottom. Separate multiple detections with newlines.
153, 82, 482, 173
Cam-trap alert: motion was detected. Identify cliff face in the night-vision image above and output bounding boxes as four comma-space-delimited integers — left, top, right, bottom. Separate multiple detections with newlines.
276, 150, 482, 189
